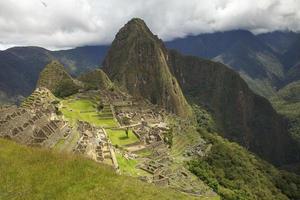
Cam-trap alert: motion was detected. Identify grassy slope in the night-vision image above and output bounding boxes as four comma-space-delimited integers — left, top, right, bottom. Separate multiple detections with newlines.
0, 138, 215, 200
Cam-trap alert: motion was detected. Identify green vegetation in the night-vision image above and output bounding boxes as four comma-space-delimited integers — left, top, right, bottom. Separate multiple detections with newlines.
271, 97, 300, 118
187, 106, 300, 200
0, 138, 207, 200
106, 129, 139, 147
37, 61, 80, 98
115, 153, 148, 177
135, 148, 152, 157
193, 105, 217, 133
188, 130, 300, 200
60, 99, 118, 128
168, 49, 300, 166
54, 79, 80, 98
78, 69, 113, 91
240, 73, 277, 98
270, 81, 300, 142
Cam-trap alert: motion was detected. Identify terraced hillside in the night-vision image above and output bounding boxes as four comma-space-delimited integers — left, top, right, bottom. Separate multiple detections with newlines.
60, 99, 118, 128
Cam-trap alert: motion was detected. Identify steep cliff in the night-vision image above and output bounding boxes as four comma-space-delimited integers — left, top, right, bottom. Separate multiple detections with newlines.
102, 18, 191, 117
168, 50, 300, 165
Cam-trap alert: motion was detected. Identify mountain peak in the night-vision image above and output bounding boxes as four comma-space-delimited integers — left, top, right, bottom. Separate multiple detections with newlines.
126, 17, 146, 26
113, 18, 159, 44
103, 18, 191, 117
123, 18, 148, 31
37, 60, 80, 97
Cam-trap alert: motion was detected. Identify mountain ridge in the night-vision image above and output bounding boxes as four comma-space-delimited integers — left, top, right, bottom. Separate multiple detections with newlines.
167, 49, 300, 165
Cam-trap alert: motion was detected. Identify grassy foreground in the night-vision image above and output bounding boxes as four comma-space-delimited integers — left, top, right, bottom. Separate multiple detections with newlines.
0, 138, 216, 200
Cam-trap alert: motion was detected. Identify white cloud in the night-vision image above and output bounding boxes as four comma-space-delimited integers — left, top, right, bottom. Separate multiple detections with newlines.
0, 0, 299, 50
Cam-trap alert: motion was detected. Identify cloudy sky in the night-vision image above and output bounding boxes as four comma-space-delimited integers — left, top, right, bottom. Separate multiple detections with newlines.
0, 0, 299, 50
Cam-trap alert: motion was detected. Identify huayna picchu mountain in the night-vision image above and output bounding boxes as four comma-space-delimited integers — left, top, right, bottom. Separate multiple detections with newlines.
102, 18, 191, 118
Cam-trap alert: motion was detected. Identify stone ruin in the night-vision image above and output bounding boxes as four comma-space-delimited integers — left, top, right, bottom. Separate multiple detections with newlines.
0, 86, 213, 196
0, 104, 70, 148
116, 108, 165, 125
21, 87, 56, 111
0, 88, 70, 148
138, 149, 213, 196
110, 100, 173, 156
73, 121, 118, 169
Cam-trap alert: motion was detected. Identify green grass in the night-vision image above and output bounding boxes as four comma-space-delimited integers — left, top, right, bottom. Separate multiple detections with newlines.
54, 138, 66, 149
0, 138, 213, 200
115, 153, 148, 176
60, 99, 118, 128
106, 129, 139, 146
135, 148, 152, 157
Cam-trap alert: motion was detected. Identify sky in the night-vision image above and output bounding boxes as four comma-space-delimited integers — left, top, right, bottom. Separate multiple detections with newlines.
0, 0, 299, 50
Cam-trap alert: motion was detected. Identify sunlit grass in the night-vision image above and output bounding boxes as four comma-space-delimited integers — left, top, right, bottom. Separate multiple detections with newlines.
60, 99, 118, 128
0, 138, 209, 200
115, 153, 144, 176
106, 129, 139, 146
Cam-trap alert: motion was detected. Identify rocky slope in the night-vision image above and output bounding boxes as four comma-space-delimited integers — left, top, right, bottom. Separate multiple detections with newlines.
167, 50, 300, 166
102, 18, 191, 117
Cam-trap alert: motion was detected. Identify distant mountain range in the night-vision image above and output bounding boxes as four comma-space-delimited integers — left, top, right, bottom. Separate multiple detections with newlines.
0, 45, 107, 103
166, 30, 300, 98
1, 30, 299, 104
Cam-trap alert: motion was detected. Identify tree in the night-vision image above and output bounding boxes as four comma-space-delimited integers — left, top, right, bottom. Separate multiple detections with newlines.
125, 128, 129, 138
